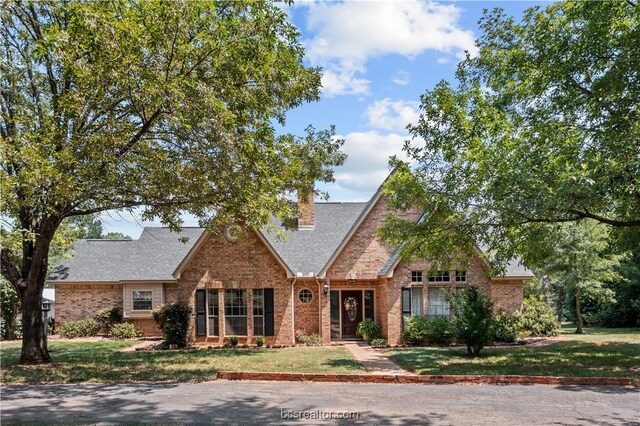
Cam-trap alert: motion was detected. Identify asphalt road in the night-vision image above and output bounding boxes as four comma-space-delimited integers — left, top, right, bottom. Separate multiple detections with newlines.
2, 380, 639, 425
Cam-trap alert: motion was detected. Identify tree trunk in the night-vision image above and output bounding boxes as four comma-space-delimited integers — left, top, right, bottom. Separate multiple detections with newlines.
18, 217, 59, 364
575, 290, 584, 334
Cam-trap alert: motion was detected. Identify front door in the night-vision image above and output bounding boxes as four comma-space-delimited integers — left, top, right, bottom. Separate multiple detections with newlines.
341, 290, 363, 338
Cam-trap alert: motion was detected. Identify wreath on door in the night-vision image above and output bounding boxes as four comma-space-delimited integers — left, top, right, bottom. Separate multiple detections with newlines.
344, 297, 358, 321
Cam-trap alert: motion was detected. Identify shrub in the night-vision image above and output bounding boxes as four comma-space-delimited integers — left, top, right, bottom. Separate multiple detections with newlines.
401, 316, 430, 345
153, 302, 192, 348
492, 312, 518, 343
94, 307, 123, 333
59, 318, 102, 338
451, 287, 494, 356
229, 335, 239, 346
255, 336, 265, 347
425, 317, 455, 345
109, 322, 141, 339
514, 296, 560, 337
295, 330, 323, 346
356, 319, 380, 341
369, 338, 388, 348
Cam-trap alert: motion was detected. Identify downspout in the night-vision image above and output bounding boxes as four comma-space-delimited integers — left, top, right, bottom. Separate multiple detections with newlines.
316, 278, 322, 340
291, 278, 297, 345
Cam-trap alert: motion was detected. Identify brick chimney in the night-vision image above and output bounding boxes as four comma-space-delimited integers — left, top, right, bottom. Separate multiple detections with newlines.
297, 190, 315, 230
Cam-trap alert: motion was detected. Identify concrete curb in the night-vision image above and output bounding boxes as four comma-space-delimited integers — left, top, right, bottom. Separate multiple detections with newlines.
217, 371, 638, 387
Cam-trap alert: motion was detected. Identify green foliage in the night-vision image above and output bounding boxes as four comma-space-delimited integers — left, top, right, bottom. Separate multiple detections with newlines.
109, 322, 141, 340
295, 331, 323, 346
355, 319, 380, 341
369, 338, 388, 348
451, 287, 494, 356
59, 318, 102, 339
255, 336, 265, 347
228, 335, 239, 347
94, 307, 123, 333
381, 0, 640, 272
1, 0, 345, 364
401, 316, 430, 346
0, 278, 20, 340
514, 296, 560, 337
153, 303, 192, 348
402, 316, 455, 346
425, 317, 456, 346
492, 313, 518, 343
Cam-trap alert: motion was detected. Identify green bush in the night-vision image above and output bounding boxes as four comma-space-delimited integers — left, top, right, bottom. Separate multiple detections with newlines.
401, 316, 430, 345
255, 336, 265, 347
425, 317, 455, 345
94, 307, 123, 333
369, 338, 388, 348
356, 319, 380, 341
109, 322, 141, 339
153, 302, 192, 348
451, 287, 494, 356
295, 330, 323, 346
59, 318, 102, 338
229, 335, 239, 346
492, 312, 518, 343
514, 296, 560, 337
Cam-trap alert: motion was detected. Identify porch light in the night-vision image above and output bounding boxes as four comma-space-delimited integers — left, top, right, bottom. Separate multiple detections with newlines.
323, 281, 330, 295
42, 300, 51, 312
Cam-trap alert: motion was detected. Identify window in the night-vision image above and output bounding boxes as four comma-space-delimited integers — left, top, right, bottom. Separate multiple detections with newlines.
364, 290, 375, 321
428, 288, 452, 319
224, 289, 247, 335
330, 291, 340, 339
455, 270, 467, 282
298, 288, 313, 304
411, 270, 423, 283
428, 271, 450, 283
253, 289, 264, 336
411, 287, 423, 316
132, 291, 152, 310
207, 289, 219, 336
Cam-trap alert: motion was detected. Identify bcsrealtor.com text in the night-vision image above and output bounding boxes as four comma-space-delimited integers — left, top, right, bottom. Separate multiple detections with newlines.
281, 409, 360, 420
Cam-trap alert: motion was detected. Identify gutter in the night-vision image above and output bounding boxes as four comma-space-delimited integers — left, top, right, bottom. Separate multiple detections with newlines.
291, 278, 297, 345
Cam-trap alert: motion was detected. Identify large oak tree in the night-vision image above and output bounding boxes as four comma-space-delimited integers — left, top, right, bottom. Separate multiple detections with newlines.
381, 1, 639, 270
1, 0, 345, 364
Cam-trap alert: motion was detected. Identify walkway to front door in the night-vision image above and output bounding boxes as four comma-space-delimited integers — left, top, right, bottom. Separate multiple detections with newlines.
343, 343, 411, 375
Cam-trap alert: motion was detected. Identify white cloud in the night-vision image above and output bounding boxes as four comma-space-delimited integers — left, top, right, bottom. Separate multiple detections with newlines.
391, 70, 410, 86
330, 131, 410, 193
437, 57, 450, 64
366, 98, 421, 132
304, 0, 477, 96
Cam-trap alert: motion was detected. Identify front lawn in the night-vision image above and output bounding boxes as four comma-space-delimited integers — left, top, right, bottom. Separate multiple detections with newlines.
0, 341, 365, 384
387, 326, 640, 379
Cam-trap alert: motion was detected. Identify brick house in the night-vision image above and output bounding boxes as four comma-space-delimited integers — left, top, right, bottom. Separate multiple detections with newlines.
49, 174, 533, 345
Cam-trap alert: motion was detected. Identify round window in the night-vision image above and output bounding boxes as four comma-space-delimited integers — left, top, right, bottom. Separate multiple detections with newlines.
298, 288, 313, 304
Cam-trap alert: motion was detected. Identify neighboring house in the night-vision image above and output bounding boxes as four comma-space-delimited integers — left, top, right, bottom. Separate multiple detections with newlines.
48, 174, 533, 345
42, 288, 55, 319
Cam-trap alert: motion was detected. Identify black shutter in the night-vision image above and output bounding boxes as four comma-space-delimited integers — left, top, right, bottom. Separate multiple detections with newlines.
264, 288, 274, 336
401, 287, 411, 316
196, 289, 206, 336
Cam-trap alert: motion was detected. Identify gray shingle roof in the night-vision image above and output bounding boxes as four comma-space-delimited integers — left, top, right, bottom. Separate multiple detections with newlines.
262, 202, 368, 276
48, 227, 204, 282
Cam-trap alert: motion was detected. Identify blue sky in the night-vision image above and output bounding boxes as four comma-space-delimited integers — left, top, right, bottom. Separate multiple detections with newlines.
103, 0, 544, 238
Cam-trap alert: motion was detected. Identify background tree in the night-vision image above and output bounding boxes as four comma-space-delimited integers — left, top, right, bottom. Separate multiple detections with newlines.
1, 1, 345, 364
381, 0, 639, 271
528, 220, 623, 333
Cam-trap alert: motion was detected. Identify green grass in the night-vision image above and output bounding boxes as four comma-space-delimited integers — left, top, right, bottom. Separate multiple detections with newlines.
0, 341, 364, 384
388, 326, 640, 379
559, 324, 640, 343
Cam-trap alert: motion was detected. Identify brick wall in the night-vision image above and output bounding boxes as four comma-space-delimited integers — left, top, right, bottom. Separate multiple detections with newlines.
491, 279, 525, 313
293, 281, 320, 335
128, 318, 162, 337
178, 231, 294, 346
327, 195, 420, 281
54, 283, 123, 327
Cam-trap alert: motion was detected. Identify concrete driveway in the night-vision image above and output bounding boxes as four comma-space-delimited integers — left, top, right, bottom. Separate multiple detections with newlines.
2, 380, 638, 425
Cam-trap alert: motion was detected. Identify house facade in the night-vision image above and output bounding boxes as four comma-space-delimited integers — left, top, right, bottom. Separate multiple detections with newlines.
49, 176, 533, 345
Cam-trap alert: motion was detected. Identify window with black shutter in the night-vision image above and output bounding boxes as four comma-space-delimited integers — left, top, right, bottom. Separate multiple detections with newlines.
196, 289, 206, 336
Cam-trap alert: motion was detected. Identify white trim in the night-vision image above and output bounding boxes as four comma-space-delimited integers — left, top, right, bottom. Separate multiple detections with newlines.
317, 172, 393, 279
172, 230, 209, 279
